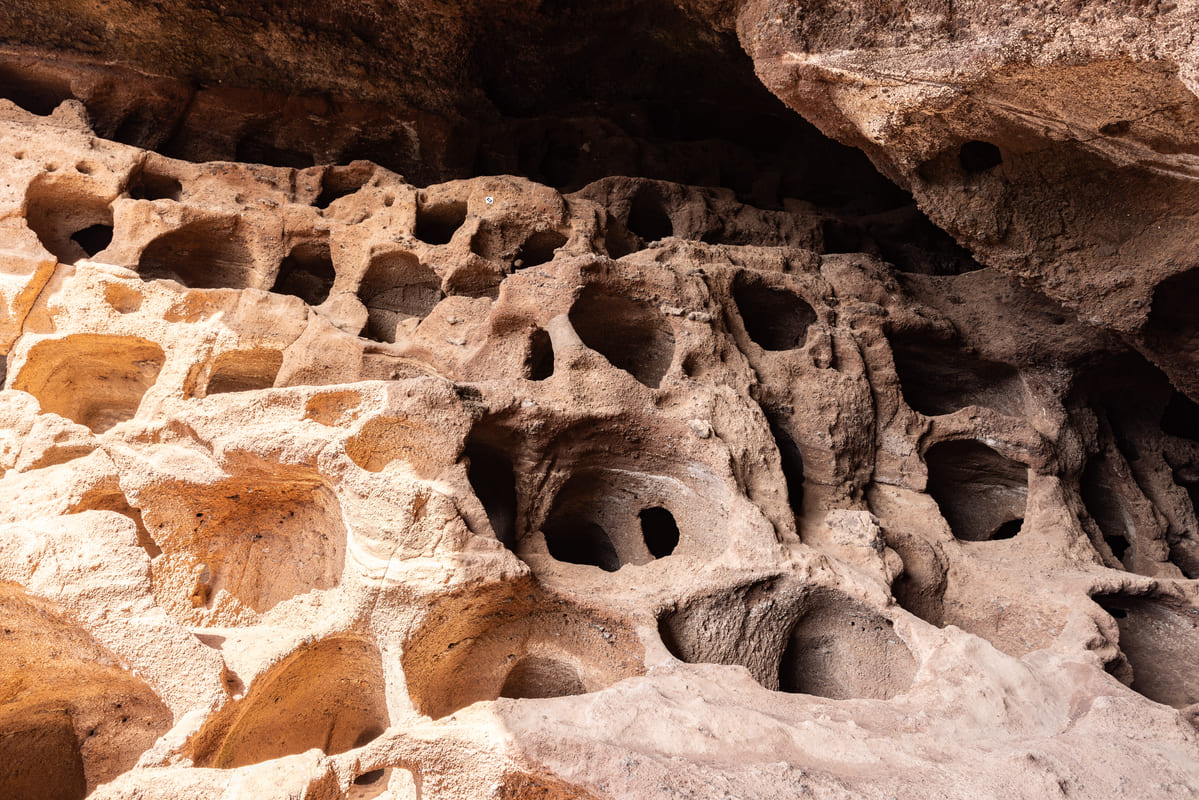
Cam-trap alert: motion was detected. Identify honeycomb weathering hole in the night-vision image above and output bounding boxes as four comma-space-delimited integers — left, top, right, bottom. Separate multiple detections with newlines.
765, 410, 805, 518
890, 335, 1025, 417
544, 517, 622, 572
569, 286, 675, 388
357, 250, 443, 343
514, 230, 567, 268
1081, 452, 1135, 565
314, 166, 370, 209
401, 601, 645, 719
272, 240, 335, 305
626, 187, 673, 243
499, 655, 587, 700
414, 198, 466, 245
464, 440, 519, 551
1094, 594, 1199, 708
137, 220, 256, 289
778, 593, 916, 700
69, 224, 114, 258
25, 176, 114, 264
0, 586, 172, 798
925, 440, 1029, 542
14, 335, 165, 433
958, 140, 1003, 173
538, 464, 717, 571
639, 507, 680, 558
661, 586, 915, 699
205, 349, 283, 395
205, 637, 389, 768
0, 64, 73, 115
525, 328, 554, 380
127, 165, 183, 201
142, 475, 347, 620
733, 274, 817, 351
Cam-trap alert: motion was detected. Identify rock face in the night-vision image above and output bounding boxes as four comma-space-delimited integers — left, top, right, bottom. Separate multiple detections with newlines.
0, 3, 1198, 799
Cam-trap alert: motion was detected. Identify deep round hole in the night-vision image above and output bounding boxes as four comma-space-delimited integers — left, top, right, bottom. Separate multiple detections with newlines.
639, 506, 679, 558
925, 440, 1028, 542
414, 200, 467, 245
958, 140, 1003, 173
272, 241, 336, 305
732, 274, 816, 352
354, 769, 385, 786
625, 188, 673, 243
70, 224, 114, 257
463, 441, 518, 551
525, 328, 554, 380
990, 518, 1022, 540
543, 517, 621, 572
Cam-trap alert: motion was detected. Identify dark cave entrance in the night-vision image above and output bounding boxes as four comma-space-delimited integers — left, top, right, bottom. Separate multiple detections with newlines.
0, 0, 973, 271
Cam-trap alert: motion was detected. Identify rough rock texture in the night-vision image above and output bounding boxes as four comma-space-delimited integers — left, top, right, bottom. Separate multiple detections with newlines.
0, 3, 1198, 799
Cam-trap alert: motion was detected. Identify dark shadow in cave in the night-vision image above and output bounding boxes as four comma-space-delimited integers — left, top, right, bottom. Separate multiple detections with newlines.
0, 1, 973, 273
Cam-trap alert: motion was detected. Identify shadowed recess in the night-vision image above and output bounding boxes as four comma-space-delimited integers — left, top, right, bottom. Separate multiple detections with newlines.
127, 164, 183, 201
1095, 594, 1199, 708
314, 165, 371, 209
537, 461, 713, 570
13, 335, 165, 433
925, 440, 1028, 542
400, 597, 645, 719
626, 186, 673, 243
1146, 268, 1199, 356
569, 285, 675, 387
514, 229, 567, 268
765, 409, 805, 518
138, 219, 256, 289
1162, 390, 1199, 441
357, 249, 443, 343
499, 656, 587, 700
272, 240, 335, 305
958, 140, 1003, 173
525, 328, 554, 380
464, 439, 519, 551
890, 334, 1025, 417
544, 517, 621, 572
1080, 455, 1132, 567
779, 592, 916, 700
733, 273, 816, 351
414, 198, 466, 245
202, 637, 389, 768
25, 176, 114, 264
639, 506, 680, 558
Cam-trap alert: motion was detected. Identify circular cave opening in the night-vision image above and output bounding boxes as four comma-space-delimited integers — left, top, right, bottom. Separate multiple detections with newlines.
568, 285, 675, 388
958, 140, 1003, 173
924, 439, 1029, 542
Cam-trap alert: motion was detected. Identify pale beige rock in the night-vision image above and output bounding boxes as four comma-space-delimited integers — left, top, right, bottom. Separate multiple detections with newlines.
0, 29, 1196, 800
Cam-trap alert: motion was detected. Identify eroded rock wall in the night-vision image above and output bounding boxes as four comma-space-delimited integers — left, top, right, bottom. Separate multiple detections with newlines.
0, 4, 1197, 799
